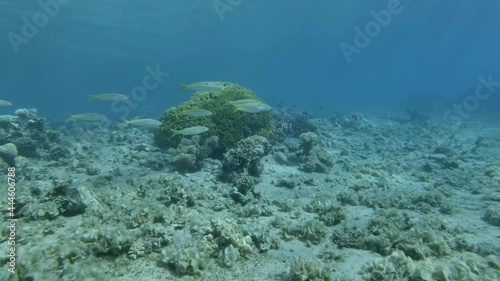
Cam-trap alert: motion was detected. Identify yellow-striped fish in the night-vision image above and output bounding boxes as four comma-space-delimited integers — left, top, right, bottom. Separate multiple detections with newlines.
234, 102, 272, 113
120, 118, 161, 128
89, 93, 128, 101
172, 126, 209, 136
229, 99, 262, 106
0, 100, 12, 106
66, 113, 108, 122
178, 81, 225, 92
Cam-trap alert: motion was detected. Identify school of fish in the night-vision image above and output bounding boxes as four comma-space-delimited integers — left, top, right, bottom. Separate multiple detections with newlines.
2, 81, 271, 137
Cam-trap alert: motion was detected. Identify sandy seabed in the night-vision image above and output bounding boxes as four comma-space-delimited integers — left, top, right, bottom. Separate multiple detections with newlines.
1, 110, 499, 281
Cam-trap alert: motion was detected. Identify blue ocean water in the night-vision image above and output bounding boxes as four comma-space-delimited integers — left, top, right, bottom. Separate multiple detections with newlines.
1, 0, 499, 121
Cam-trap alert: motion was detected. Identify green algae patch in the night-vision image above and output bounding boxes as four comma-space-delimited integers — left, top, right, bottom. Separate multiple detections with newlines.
154, 83, 272, 154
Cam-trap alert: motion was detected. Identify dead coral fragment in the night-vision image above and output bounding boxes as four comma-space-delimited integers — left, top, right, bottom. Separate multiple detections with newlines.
484, 205, 500, 226
297, 132, 334, 173
161, 243, 209, 276
0, 142, 18, 166
168, 135, 218, 172
281, 220, 327, 246
218, 135, 271, 198
283, 257, 331, 281
211, 219, 255, 258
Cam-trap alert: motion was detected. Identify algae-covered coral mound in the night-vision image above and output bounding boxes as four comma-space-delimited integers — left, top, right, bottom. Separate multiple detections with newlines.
154, 82, 272, 154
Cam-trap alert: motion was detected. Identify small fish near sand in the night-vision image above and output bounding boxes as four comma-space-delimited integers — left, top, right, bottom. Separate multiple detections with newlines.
179, 109, 212, 117
0, 100, 12, 106
172, 126, 209, 136
66, 113, 108, 122
178, 81, 225, 92
89, 93, 129, 101
120, 118, 161, 128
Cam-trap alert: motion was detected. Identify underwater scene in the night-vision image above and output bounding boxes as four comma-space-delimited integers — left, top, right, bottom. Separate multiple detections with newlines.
1, 1, 500, 280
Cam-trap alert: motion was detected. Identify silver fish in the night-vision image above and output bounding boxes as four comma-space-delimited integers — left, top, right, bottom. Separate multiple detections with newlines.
0, 100, 12, 106
172, 126, 209, 136
179, 81, 225, 92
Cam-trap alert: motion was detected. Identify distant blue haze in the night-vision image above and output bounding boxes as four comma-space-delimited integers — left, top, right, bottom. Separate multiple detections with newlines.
1, 0, 499, 121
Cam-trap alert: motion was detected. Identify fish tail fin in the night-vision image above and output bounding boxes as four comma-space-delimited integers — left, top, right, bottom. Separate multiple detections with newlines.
178, 83, 188, 92
66, 115, 75, 122
119, 118, 129, 128
171, 129, 179, 136
89, 95, 97, 100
